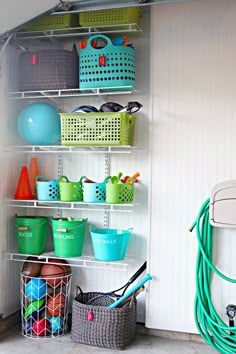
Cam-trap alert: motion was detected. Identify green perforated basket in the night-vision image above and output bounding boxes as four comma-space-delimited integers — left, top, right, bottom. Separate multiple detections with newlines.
106, 177, 134, 204
60, 112, 135, 146
79, 7, 140, 27
24, 14, 79, 31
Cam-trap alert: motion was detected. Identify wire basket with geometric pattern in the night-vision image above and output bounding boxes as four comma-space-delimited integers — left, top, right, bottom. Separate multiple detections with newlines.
20, 270, 72, 339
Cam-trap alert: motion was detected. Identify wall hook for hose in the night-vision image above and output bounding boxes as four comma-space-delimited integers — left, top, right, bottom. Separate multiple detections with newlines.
226, 304, 236, 336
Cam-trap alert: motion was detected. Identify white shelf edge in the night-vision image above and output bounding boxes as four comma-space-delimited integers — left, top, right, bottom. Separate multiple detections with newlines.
6, 199, 140, 212
5, 145, 137, 154
13, 23, 142, 40
9, 86, 137, 99
4, 252, 144, 271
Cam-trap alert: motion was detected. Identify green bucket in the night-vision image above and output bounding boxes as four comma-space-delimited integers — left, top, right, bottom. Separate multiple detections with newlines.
15, 216, 49, 255
51, 218, 88, 257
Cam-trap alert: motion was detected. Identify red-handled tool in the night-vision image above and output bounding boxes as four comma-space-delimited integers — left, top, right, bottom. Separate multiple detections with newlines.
122, 172, 140, 184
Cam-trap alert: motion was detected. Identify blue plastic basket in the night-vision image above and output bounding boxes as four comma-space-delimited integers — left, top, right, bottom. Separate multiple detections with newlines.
79, 34, 136, 90
82, 177, 108, 203
89, 225, 132, 261
36, 176, 60, 201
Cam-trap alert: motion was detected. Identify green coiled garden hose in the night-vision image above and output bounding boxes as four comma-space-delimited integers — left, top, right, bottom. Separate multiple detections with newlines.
190, 198, 236, 353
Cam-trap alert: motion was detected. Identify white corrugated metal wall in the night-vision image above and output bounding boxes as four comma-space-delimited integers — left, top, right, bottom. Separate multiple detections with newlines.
147, 0, 236, 332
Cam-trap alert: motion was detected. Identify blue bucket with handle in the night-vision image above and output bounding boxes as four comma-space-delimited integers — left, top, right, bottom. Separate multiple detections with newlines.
79, 34, 136, 89
36, 176, 60, 201
89, 224, 132, 261
82, 177, 109, 203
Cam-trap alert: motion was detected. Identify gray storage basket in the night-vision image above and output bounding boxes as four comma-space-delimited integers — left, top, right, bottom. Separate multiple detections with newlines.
71, 287, 137, 350
19, 45, 79, 91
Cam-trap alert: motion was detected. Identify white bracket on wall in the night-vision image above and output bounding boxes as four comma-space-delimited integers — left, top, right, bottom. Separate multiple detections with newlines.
56, 153, 63, 219
210, 180, 236, 228
104, 152, 111, 228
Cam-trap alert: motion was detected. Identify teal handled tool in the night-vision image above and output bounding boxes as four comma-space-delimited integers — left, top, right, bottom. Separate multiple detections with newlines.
108, 273, 152, 309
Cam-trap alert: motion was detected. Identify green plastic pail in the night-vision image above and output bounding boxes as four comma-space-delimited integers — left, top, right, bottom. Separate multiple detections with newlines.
15, 216, 48, 255
51, 218, 87, 257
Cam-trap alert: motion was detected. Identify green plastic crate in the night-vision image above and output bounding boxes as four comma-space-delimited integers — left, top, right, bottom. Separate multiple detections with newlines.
60, 112, 136, 146
79, 7, 140, 27
24, 14, 79, 31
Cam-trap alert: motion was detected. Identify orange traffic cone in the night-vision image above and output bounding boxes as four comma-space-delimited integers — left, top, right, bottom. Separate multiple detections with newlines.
14, 166, 33, 200
29, 158, 39, 199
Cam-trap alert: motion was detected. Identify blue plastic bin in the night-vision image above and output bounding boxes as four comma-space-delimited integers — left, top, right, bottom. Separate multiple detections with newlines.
89, 225, 132, 261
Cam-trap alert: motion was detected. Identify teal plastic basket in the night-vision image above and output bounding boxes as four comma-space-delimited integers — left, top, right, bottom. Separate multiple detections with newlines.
79, 34, 136, 90
89, 225, 132, 261
82, 177, 108, 203
36, 176, 60, 201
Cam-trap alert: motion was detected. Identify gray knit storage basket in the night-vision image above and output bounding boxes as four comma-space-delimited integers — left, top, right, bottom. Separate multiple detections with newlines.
71, 288, 137, 350
19, 45, 78, 91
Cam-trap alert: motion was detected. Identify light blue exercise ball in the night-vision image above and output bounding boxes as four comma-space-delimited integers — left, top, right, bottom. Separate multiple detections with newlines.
17, 103, 61, 145
25, 278, 47, 301
50, 317, 64, 334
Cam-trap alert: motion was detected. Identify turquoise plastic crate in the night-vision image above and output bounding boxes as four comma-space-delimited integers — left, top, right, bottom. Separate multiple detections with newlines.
79, 34, 136, 90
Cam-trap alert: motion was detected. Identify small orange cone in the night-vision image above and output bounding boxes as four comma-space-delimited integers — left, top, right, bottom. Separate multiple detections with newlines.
29, 158, 39, 199
14, 166, 33, 200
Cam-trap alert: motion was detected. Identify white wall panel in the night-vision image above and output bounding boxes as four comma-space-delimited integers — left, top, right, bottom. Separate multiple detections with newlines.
147, 0, 236, 332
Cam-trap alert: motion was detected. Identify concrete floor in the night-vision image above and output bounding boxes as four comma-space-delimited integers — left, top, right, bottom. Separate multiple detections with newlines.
0, 326, 217, 354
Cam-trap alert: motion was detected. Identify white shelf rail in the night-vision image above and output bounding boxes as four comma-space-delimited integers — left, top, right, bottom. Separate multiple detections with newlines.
5, 145, 136, 154
9, 86, 137, 99
4, 252, 144, 271
6, 199, 139, 212
12, 23, 142, 40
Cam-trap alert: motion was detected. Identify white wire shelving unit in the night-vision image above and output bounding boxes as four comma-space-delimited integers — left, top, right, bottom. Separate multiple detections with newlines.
6, 23, 143, 272
6, 199, 140, 212
9, 86, 137, 99
9, 23, 141, 99
5, 145, 137, 154
4, 252, 143, 271
12, 23, 142, 40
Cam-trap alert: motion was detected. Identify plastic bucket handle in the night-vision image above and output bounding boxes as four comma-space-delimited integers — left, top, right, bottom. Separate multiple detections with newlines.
89, 224, 97, 232
16, 219, 48, 230
85, 34, 113, 51
81, 176, 90, 183
52, 218, 88, 233
83, 177, 110, 184
89, 224, 133, 234
58, 175, 69, 183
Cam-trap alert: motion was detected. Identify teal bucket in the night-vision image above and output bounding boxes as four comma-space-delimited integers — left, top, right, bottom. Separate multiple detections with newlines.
89, 225, 132, 261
